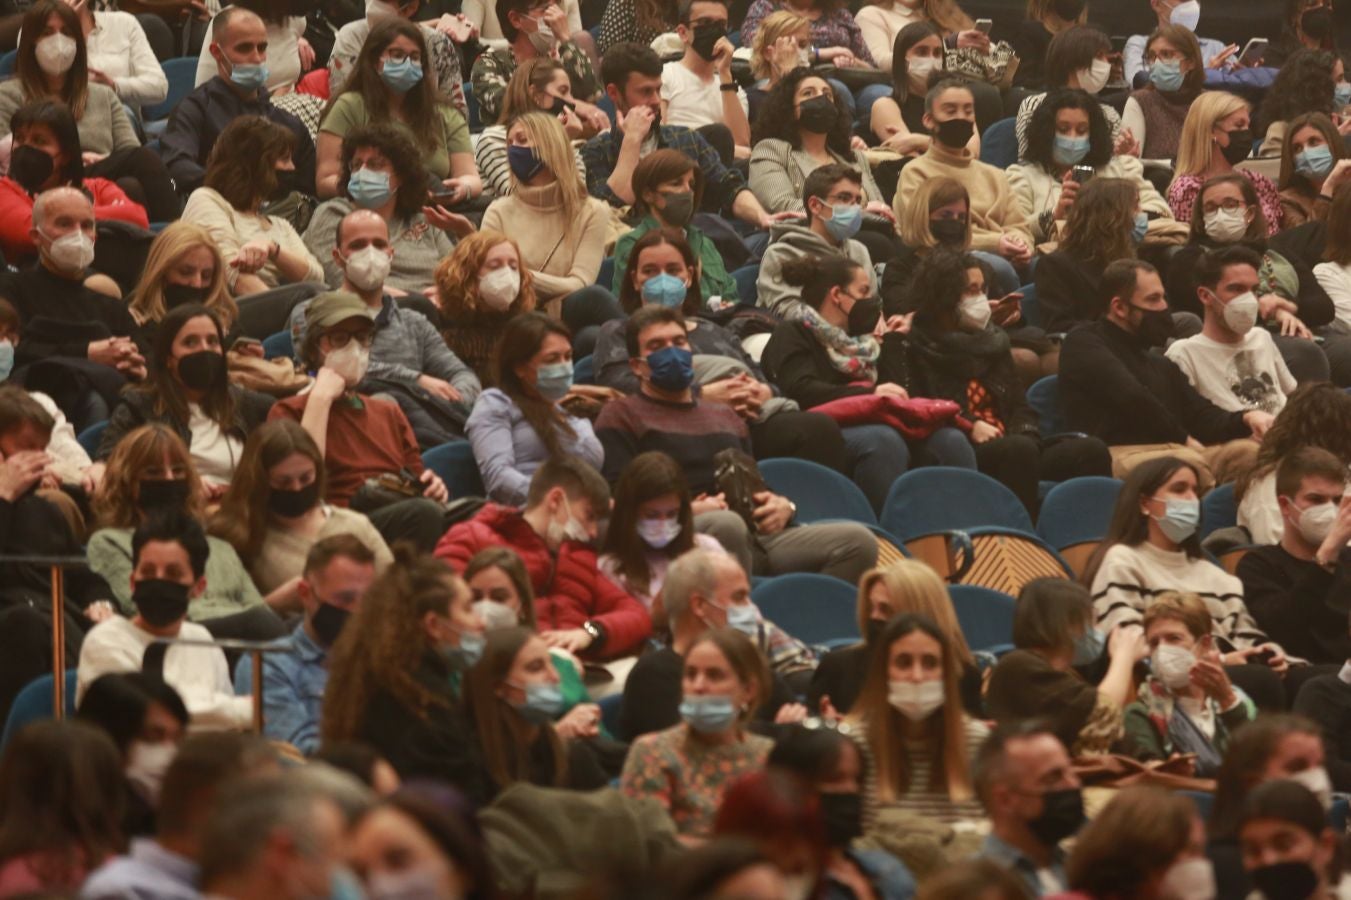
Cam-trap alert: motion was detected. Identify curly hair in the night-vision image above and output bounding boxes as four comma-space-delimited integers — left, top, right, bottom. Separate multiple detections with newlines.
16, 0, 88, 119
751, 67, 853, 157
908, 246, 980, 330
321, 546, 470, 743
618, 227, 701, 315
1060, 177, 1138, 267
204, 115, 294, 212
1259, 48, 1339, 130
329, 17, 446, 157
93, 424, 207, 530
338, 123, 429, 223
1024, 88, 1113, 173
435, 229, 537, 321
1279, 112, 1345, 192
1237, 381, 1351, 500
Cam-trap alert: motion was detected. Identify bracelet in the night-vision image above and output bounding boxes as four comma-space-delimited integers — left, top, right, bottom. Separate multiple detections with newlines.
719, 82, 738, 92
813, 46, 820, 62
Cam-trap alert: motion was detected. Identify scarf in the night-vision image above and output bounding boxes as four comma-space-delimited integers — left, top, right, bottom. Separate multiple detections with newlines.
908, 324, 1010, 381
799, 305, 880, 383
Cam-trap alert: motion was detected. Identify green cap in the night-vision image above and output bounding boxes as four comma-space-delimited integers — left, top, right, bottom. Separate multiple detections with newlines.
304, 291, 375, 333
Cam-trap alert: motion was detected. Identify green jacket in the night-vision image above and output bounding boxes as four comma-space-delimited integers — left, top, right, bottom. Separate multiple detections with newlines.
87, 527, 265, 621
612, 217, 739, 305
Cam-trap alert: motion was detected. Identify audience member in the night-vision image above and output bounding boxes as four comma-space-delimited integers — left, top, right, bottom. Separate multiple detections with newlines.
1014, 26, 1126, 159
434, 229, 537, 380
1314, 183, 1351, 327
1011, 0, 1086, 89
312, 743, 401, 795
1121, 24, 1206, 162
1277, 112, 1350, 228
744, 10, 810, 122
192, 0, 311, 94
346, 789, 496, 897
661, 0, 750, 161
1256, 48, 1345, 161
77, 510, 254, 730
855, 0, 979, 73
328, 0, 468, 104
621, 627, 774, 837
126, 223, 238, 347
1123, 3, 1231, 85
1238, 779, 1348, 900
1168, 92, 1282, 233
709, 770, 831, 898
987, 578, 1145, 755
469, 0, 599, 127
162, 7, 316, 197
60, 0, 166, 110
594, 0, 675, 53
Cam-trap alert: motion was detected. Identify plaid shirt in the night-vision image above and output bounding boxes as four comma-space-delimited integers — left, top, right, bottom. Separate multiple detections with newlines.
581, 124, 747, 211
758, 620, 817, 677
470, 42, 598, 126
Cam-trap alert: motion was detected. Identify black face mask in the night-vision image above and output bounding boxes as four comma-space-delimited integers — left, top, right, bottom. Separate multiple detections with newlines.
1219, 128, 1254, 166
1301, 6, 1333, 40
132, 578, 191, 627
798, 94, 839, 134
930, 218, 967, 244
846, 296, 881, 337
163, 282, 212, 310
310, 601, 351, 647
659, 190, 695, 227
819, 792, 864, 846
1131, 304, 1176, 347
1027, 787, 1085, 846
273, 168, 299, 198
1250, 861, 1319, 900
9, 145, 54, 194
176, 350, 226, 392
690, 22, 726, 61
138, 478, 190, 515
934, 117, 975, 149
545, 94, 568, 115
1051, 0, 1084, 19
268, 481, 321, 518
865, 617, 887, 644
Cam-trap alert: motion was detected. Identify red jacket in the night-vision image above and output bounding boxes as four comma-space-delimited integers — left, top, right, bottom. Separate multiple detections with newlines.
435, 503, 651, 659
0, 177, 149, 263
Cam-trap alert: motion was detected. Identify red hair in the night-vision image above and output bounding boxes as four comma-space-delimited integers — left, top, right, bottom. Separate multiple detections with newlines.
713, 770, 829, 874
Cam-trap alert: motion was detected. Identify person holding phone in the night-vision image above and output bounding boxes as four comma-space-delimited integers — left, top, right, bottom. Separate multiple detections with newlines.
1122, 0, 1277, 90
854, 0, 987, 72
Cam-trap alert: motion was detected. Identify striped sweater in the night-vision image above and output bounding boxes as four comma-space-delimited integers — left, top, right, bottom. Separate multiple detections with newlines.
1090, 542, 1272, 651
851, 715, 989, 826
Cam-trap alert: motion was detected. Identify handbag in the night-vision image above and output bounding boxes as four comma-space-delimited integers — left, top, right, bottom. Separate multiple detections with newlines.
809, 394, 972, 441
349, 470, 424, 514
226, 349, 312, 397
712, 448, 768, 530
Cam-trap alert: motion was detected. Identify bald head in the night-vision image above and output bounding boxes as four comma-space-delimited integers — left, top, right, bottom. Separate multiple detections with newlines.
214, 6, 264, 45
335, 208, 389, 250
211, 7, 268, 80
32, 186, 91, 230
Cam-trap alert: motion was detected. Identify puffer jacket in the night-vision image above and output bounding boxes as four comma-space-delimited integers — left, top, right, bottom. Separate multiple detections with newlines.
434, 504, 651, 659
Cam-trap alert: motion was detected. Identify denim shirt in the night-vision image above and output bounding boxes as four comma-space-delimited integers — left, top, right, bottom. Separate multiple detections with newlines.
822, 847, 917, 900
234, 624, 327, 755
980, 833, 1067, 898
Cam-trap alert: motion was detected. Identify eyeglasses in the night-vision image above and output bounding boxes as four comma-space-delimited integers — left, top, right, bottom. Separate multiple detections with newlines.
325, 330, 374, 349
1201, 198, 1247, 215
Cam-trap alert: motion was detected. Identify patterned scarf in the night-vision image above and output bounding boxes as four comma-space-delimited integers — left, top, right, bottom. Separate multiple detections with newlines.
799, 305, 880, 384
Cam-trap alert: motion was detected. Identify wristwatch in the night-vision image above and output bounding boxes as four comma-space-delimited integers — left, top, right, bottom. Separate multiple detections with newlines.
582, 620, 604, 647
787, 500, 798, 523
719, 82, 738, 92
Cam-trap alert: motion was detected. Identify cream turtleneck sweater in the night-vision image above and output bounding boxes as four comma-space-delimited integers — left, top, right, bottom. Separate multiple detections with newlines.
480, 179, 610, 302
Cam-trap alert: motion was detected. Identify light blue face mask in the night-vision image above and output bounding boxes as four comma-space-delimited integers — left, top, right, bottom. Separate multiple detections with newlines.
822, 202, 863, 242
1071, 628, 1105, 666
679, 694, 738, 734
713, 601, 760, 638
1131, 210, 1149, 243
534, 361, 573, 402
1296, 144, 1335, 179
442, 627, 485, 669
0, 339, 13, 381
1336, 82, 1351, 108
509, 681, 565, 724
1150, 58, 1185, 92
642, 272, 689, 308
380, 57, 424, 93
228, 61, 269, 91
329, 866, 364, 900
347, 167, 392, 208
1151, 496, 1200, 543
1052, 133, 1091, 165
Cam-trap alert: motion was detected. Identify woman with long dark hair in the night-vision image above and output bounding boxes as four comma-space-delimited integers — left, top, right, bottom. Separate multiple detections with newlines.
867, 22, 954, 154
465, 312, 602, 507
1277, 112, 1350, 227
347, 789, 497, 900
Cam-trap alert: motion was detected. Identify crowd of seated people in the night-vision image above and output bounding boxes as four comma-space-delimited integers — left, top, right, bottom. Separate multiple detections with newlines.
1, 0, 1351, 896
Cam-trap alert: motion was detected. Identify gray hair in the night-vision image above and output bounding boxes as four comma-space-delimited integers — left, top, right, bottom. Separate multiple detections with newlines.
197, 773, 339, 887
290, 762, 374, 824
31, 186, 90, 231
662, 548, 737, 623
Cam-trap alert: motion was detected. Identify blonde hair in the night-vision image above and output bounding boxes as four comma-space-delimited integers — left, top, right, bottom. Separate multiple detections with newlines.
895, 176, 970, 250
750, 11, 810, 80
864, 0, 971, 32
128, 223, 236, 330
1173, 91, 1249, 180
857, 560, 974, 667
509, 111, 586, 228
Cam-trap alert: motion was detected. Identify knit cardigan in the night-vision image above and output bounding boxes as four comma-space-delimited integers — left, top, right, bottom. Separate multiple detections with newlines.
897, 143, 1034, 253
480, 180, 609, 303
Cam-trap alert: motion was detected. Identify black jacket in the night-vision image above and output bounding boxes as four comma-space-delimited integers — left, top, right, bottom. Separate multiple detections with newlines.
1034, 250, 1104, 335
97, 384, 274, 461
1237, 544, 1351, 665
1, 264, 148, 364
1059, 318, 1248, 446
899, 326, 1040, 437
759, 320, 875, 410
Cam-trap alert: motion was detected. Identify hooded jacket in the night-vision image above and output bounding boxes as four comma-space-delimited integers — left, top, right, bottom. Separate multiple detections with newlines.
756, 222, 878, 320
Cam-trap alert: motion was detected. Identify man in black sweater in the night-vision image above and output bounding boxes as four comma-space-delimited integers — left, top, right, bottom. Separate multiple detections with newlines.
1240, 447, 1351, 665
1058, 258, 1271, 492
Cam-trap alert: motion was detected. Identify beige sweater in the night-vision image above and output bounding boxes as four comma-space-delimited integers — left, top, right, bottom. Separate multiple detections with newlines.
481, 180, 609, 302
897, 142, 1035, 252
181, 187, 325, 291
250, 505, 393, 593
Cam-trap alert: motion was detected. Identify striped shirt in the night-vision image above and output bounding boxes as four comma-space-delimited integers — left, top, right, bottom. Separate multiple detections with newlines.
852, 715, 990, 826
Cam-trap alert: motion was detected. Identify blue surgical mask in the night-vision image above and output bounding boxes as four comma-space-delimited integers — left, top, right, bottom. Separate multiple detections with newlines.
1169, 0, 1200, 31
442, 628, 485, 669
330, 867, 365, 900
1072, 627, 1105, 665
645, 345, 694, 393
1151, 496, 1200, 543
641, 273, 688, 308
0, 339, 13, 381
679, 694, 738, 734
508, 680, 565, 724
1149, 58, 1185, 92
715, 601, 760, 638
507, 144, 545, 183
1296, 144, 1335, 179
1336, 82, 1351, 107
380, 57, 423, 93
1052, 133, 1091, 165
347, 167, 392, 208
534, 361, 573, 402
1131, 211, 1149, 243
228, 61, 269, 91
822, 201, 863, 242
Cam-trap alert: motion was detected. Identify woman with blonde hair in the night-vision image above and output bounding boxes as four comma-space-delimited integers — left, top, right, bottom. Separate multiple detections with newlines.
855, 0, 978, 71
809, 559, 982, 718
321, 545, 490, 797
480, 111, 620, 354
86, 424, 284, 639
747, 11, 811, 120
1168, 91, 1282, 233
435, 230, 537, 381
1013, 0, 1088, 89
846, 613, 987, 822
127, 223, 236, 342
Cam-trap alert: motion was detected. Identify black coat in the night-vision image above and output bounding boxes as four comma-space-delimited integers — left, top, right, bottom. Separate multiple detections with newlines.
97, 384, 274, 461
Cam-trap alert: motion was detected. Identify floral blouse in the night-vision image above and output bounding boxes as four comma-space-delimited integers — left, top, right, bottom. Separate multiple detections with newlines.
1166, 169, 1283, 236
740, 0, 875, 66
620, 722, 773, 836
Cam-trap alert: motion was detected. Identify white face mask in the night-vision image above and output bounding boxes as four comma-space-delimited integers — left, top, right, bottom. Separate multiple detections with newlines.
478, 266, 521, 312
1152, 642, 1196, 691
1295, 500, 1339, 545
1289, 765, 1334, 812
1203, 207, 1249, 243
367, 866, 455, 900
637, 516, 682, 549
325, 340, 370, 388
908, 55, 942, 87
958, 293, 992, 331
35, 33, 76, 76
1157, 857, 1216, 900
41, 227, 94, 273
797, 46, 811, 67
545, 497, 591, 548
1218, 290, 1258, 335
781, 874, 815, 900
126, 740, 177, 805
342, 245, 391, 293
887, 678, 945, 721
1075, 57, 1112, 94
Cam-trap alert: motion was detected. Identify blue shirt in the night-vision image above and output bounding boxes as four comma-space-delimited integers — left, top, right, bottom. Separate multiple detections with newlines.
235, 623, 328, 755
822, 848, 916, 900
980, 833, 1067, 898
81, 838, 199, 900
580, 124, 747, 212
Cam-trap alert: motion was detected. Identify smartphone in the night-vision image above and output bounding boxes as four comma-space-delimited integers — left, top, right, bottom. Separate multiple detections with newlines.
1239, 37, 1268, 66
1071, 165, 1095, 184
974, 18, 992, 33
234, 336, 261, 348
1250, 648, 1276, 666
